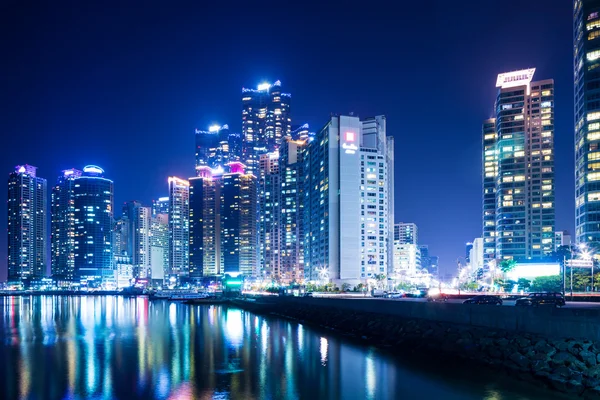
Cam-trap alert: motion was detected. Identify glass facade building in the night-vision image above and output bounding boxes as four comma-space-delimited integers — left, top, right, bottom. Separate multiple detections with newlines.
241, 80, 291, 175
152, 197, 169, 217
195, 124, 242, 170
7, 165, 48, 283
122, 201, 151, 279
482, 118, 497, 261
51, 168, 82, 280
73, 166, 114, 284
483, 69, 555, 260
575, 0, 600, 243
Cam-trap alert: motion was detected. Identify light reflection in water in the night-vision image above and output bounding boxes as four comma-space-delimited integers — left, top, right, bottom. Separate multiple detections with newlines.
0, 296, 561, 400
319, 337, 328, 366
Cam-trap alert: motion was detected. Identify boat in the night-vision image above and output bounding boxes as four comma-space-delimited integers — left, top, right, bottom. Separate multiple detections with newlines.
150, 289, 209, 301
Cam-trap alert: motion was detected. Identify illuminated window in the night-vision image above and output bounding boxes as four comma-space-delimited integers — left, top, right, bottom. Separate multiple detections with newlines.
590, 152, 600, 161
542, 131, 552, 138
542, 150, 552, 155
514, 176, 525, 182
590, 132, 600, 141
589, 192, 600, 202
542, 185, 552, 191
590, 162, 600, 170
542, 120, 552, 126
590, 30, 600, 40
532, 203, 540, 208
588, 20, 600, 31
503, 176, 514, 183
484, 133, 496, 140
514, 115, 524, 121
542, 202, 552, 209
514, 151, 525, 157
541, 90, 551, 96
591, 123, 600, 130
589, 112, 600, 122
502, 201, 513, 207
589, 172, 600, 181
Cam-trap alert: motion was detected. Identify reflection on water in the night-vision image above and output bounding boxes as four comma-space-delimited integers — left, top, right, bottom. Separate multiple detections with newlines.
0, 296, 562, 400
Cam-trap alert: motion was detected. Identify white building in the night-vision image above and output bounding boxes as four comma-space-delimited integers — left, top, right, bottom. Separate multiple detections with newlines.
392, 243, 421, 281
469, 237, 484, 271
150, 213, 168, 283
304, 115, 393, 286
555, 231, 571, 251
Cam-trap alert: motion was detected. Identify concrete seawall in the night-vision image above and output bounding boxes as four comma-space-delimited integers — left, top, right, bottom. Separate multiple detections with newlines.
232, 297, 600, 397
280, 297, 600, 340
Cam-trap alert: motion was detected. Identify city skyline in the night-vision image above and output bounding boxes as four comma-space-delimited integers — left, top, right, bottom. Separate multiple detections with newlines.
0, 1, 575, 280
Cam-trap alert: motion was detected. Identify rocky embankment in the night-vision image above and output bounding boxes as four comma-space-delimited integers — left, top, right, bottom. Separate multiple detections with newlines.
234, 299, 600, 398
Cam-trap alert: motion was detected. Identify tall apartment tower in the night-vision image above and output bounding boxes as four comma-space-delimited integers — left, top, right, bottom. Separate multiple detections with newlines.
51, 168, 82, 280
168, 177, 190, 280
73, 166, 114, 284
259, 152, 280, 279
279, 138, 307, 283
152, 197, 169, 217
303, 115, 393, 285
482, 118, 498, 261
394, 223, 418, 245
7, 165, 48, 283
150, 213, 169, 282
575, 0, 600, 244
189, 163, 258, 278
483, 69, 555, 260
122, 201, 152, 279
241, 80, 291, 175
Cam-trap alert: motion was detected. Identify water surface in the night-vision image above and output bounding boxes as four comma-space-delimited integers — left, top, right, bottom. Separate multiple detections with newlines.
0, 296, 564, 399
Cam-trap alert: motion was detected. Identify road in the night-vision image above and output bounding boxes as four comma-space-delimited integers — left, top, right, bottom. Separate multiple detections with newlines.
378, 297, 600, 308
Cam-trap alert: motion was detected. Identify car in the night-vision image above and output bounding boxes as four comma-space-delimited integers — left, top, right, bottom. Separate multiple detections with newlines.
515, 292, 565, 307
303, 292, 313, 297
463, 295, 503, 305
386, 292, 404, 298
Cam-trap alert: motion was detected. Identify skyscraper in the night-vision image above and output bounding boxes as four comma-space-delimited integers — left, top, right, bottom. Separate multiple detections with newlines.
122, 201, 151, 279
279, 138, 307, 283
483, 69, 555, 260
7, 165, 48, 283
150, 213, 169, 283
220, 163, 258, 276
51, 168, 82, 281
482, 118, 497, 261
259, 151, 280, 280
73, 166, 114, 284
195, 124, 243, 169
241, 80, 291, 174
303, 115, 393, 285
168, 177, 189, 280
575, 0, 600, 244
394, 223, 418, 245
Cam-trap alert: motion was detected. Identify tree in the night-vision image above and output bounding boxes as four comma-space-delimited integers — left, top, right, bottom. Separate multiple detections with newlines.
395, 282, 414, 292
531, 275, 562, 292
355, 283, 366, 292
374, 274, 387, 290
341, 283, 351, 292
517, 278, 531, 291
499, 259, 517, 274
502, 279, 517, 293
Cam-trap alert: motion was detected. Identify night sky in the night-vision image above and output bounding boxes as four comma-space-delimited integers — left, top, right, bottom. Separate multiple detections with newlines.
0, 0, 574, 280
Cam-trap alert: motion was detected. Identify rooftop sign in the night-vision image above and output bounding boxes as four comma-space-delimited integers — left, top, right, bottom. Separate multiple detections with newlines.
496, 68, 536, 89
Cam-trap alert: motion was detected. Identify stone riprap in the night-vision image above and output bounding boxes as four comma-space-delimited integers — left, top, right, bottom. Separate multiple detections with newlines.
232, 297, 600, 398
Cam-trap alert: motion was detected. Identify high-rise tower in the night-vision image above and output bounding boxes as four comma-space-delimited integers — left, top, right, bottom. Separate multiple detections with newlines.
51, 168, 82, 280
168, 177, 189, 280
7, 165, 48, 283
484, 69, 555, 260
241, 80, 291, 175
575, 0, 600, 244
73, 166, 114, 284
